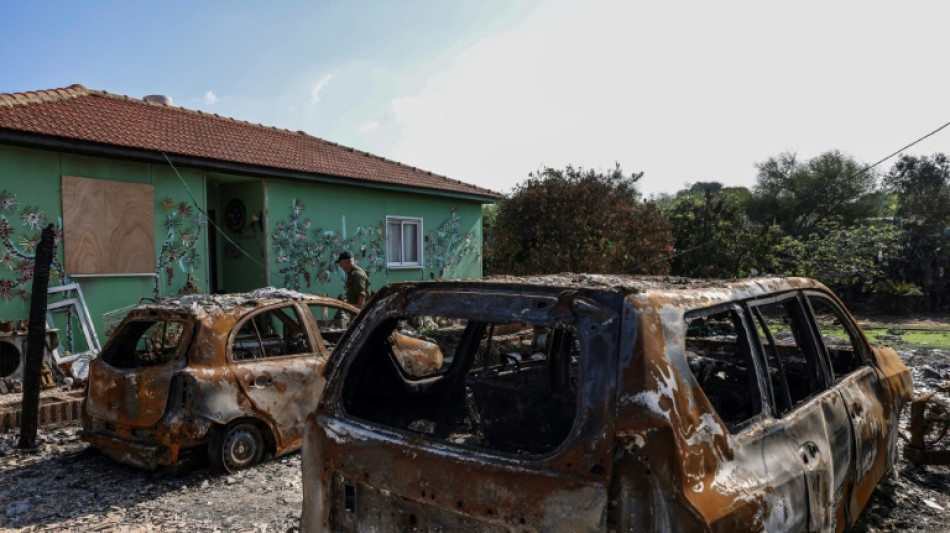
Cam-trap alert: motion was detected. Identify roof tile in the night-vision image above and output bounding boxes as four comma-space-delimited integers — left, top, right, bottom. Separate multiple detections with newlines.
0, 85, 500, 199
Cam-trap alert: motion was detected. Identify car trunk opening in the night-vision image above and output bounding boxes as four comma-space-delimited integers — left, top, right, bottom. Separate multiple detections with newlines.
344, 315, 583, 455
308, 288, 625, 530
86, 317, 191, 426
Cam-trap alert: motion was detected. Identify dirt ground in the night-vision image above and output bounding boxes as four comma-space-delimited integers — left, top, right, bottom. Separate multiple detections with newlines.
1, 323, 950, 531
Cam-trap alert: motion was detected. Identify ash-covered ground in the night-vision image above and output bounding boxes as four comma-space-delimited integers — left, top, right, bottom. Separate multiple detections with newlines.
1, 348, 949, 532
855, 348, 950, 533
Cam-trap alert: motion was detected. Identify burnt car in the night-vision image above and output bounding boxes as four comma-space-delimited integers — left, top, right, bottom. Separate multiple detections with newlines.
302, 276, 913, 532
81, 288, 360, 472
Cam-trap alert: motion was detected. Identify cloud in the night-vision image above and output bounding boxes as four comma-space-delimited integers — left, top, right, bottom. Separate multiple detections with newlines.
368, 0, 950, 196
203, 90, 217, 105
310, 74, 335, 105
358, 121, 380, 133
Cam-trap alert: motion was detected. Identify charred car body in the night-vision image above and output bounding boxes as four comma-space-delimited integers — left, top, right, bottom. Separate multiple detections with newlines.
81, 288, 360, 472
302, 276, 913, 532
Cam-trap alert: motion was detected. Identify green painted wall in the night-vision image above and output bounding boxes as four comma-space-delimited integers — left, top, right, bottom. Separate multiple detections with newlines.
267, 178, 483, 299
0, 145, 210, 346
0, 143, 486, 348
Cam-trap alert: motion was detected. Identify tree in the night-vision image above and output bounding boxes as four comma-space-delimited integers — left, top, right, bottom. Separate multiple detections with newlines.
664, 184, 783, 278
489, 164, 672, 276
884, 153, 950, 227
749, 151, 879, 237
775, 221, 905, 292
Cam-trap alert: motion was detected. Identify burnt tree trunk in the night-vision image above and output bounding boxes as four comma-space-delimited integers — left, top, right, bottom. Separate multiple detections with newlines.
18, 224, 56, 449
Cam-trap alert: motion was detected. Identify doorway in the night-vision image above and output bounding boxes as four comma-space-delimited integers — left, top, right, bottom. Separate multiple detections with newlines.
206, 175, 267, 294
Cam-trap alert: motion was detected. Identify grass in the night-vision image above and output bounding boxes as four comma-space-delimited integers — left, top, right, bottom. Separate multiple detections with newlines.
855, 327, 950, 350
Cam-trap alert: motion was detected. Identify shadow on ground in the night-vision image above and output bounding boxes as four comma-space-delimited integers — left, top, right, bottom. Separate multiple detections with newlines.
0, 446, 216, 529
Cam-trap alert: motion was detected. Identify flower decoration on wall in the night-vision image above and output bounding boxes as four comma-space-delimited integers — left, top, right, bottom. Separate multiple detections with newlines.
154, 197, 203, 298
0, 190, 18, 212
272, 199, 386, 291
423, 207, 480, 280
272, 199, 479, 291
20, 205, 46, 230
0, 191, 64, 301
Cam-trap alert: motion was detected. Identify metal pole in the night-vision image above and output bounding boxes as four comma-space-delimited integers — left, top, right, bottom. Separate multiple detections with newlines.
18, 224, 56, 449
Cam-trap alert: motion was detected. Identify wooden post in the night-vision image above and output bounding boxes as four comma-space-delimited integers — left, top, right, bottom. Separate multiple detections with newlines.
18, 224, 56, 449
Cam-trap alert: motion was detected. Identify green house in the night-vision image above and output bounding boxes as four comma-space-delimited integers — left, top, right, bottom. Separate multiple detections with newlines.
0, 85, 499, 350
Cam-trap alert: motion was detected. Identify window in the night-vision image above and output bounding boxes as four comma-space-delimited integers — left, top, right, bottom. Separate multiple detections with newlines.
307, 304, 349, 352
749, 297, 827, 416
386, 216, 422, 267
806, 294, 867, 381
343, 316, 582, 456
232, 305, 311, 361
684, 308, 762, 431
101, 319, 187, 369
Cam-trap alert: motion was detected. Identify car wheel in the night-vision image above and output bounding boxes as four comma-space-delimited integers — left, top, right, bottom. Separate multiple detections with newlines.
210, 421, 264, 473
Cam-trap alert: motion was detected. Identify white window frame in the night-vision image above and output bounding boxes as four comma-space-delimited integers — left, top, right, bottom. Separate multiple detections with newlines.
386, 216, 423, 268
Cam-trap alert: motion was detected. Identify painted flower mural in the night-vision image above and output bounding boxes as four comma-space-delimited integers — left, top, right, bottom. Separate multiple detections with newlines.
423, 207, 480, 280
272, 198, 479, 291
20, 205, 46, 231
154, 196, 204, 297
0, 190, 64, 301
272, 199, 386, 291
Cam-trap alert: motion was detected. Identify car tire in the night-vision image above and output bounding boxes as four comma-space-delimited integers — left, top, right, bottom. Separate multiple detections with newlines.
209, 421, 264, 473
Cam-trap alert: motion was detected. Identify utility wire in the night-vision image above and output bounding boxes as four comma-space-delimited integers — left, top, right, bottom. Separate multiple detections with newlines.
638, 118, 950, 270
161, 152, 279, 286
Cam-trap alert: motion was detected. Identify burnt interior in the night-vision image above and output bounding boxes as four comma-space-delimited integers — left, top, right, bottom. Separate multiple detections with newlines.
342, 316, 581, 455
685, 309, 761, 431
101, 319, 187, 369
232, 305, 311, 361
751, 299, 827, 416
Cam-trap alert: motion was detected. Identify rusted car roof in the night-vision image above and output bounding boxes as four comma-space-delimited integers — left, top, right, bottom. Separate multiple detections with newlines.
136, 287, 327, 317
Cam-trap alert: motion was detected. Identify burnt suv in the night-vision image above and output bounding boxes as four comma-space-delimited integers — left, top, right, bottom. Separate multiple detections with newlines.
82, 288, 358, 472
302, 276, 912, 532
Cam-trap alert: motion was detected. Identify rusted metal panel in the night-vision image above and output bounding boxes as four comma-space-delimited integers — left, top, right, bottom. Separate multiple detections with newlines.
81, 288, 359, 471
905, 383, 950, 465
389, 333, 444, 377
303, 275, 913, 532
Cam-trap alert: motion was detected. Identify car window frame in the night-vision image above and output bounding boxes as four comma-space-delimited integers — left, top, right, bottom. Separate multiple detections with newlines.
801, 290, 872, 381
683, 302, 771, 433
99, 315, 195, 370
742, 291, 835, 418
228, 302, 317, 364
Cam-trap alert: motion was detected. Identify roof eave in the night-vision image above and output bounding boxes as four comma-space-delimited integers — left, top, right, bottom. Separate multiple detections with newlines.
0, 128, 501, 203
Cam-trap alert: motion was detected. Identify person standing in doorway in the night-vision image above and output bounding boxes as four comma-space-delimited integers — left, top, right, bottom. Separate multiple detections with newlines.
337, 251, 368, 308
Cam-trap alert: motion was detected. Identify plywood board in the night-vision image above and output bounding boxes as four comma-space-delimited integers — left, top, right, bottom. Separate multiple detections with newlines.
62, 176, 155, 275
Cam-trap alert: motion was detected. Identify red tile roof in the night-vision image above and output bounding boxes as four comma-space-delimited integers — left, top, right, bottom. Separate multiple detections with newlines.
0, 85, 499, 199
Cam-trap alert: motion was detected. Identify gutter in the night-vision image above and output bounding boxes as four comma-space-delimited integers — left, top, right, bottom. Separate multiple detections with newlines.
0, 129, 501, 204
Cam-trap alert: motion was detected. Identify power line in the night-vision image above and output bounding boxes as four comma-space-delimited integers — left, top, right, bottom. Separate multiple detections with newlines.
858, 120, 950, 176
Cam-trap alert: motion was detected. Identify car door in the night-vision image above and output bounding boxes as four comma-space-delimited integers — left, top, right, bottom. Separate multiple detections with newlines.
803, 291, 890, 527
746, 293, 853, 532
229, 302, 326, 445
671, 303, 811, 532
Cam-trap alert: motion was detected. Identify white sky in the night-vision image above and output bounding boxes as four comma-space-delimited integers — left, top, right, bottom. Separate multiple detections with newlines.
4, 0, 950, 197
365, 1, 950, 196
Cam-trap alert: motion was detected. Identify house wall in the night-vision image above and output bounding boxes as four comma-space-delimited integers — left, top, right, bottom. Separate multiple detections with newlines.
266, 178, 483, 298
0, 144, 209, 343
0, 143, 486, 347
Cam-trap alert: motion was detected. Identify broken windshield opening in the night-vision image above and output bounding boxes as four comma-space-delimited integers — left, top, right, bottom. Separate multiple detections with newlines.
342, 315, 582, 456
100, 319, 188, 369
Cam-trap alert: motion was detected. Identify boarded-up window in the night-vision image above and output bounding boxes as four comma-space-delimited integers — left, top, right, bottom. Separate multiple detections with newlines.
62, 176, 155, 275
